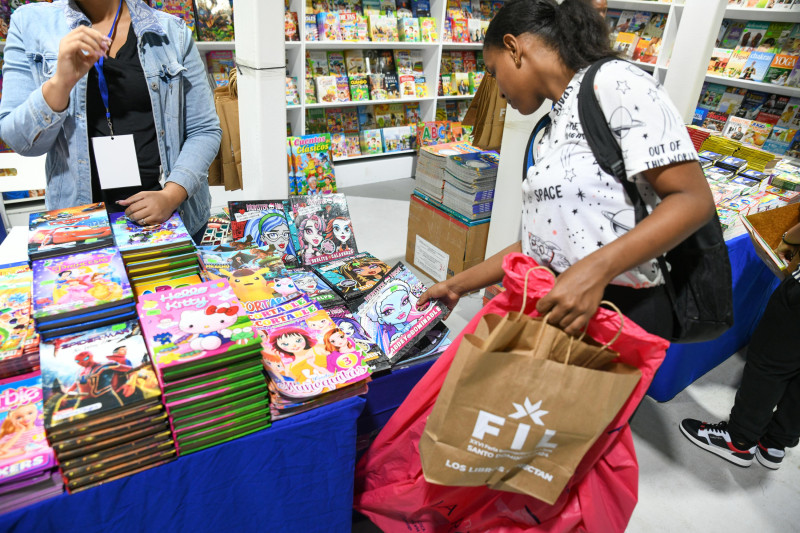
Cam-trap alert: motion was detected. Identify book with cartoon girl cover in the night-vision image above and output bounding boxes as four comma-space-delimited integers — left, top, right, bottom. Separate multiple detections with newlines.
227, 200, 299, 267
137, 279, 262, 378
27, 202, 113, 259
39, 321, 161, 429
108, 211, 193, 253
325, 305, 390, 373
285, 267, 345, 308
260, 301, 370, 399
288, 193, 358, 266
0, 372, 57, 484
31, 248, 133, 321
312, 252, 391, 301
356, 262, 447, 362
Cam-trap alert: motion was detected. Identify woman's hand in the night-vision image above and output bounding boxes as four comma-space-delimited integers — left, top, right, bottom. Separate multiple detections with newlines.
535, 255, 612, 336
43, 27, 110, 112
416, 280, 464, 313
775, 240, 799, 263
117, 183, 187, 226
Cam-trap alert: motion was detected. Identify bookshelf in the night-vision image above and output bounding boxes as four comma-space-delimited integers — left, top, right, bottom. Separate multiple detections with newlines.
705, 74, 800, 99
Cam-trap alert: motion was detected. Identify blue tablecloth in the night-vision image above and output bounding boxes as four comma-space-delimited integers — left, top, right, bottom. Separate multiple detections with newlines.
0, 396, 366, 533
647, 233, 780, 402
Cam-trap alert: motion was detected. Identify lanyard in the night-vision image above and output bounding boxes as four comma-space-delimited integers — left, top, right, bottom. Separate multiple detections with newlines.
93, 0, 123, 137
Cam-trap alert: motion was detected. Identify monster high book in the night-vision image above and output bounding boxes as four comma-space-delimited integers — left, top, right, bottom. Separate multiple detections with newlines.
39, 321, 161, 429
227, 200, 299, 266
288, 193, 358, 266
261, 303, 371, 399
31, 248, 133, 322
108, 211, 193, 253
356, 262, 447, 363
326, 305, 390, 373
28, 202, 113, 260
289, 134, 337, 195
193, 0, 234, 41
0, 373, 57, 484
137, 279, 263, 381
312, 252, 391, 302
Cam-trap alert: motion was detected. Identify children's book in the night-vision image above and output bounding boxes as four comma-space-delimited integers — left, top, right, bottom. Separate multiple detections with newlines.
137, 279, 263, 380
285, 10, 300, 41
226, 200, 299, 265
193, 0, 234, 41
133, 273, 204, 301
368, 73, 387, 100
325, 304, 390, 373
335, 75, 351, 102
287, 194, 358, 266
317, 11, 341, 40
360, 128, 384, 154
28, 203, 113, 260
331, 132, 348, 159
327, 51, 347, 76
313, 251, 391, 301
108, 211, 192, 252
0, 372, 57, 483
285, 267, 345, 308
344, 133, 362, 157
40, 322, 160, 428
31, 248, 133, 321
306, 50, 330, 76
315, 75, 338, 103
356, 262, 448, 363
288, 134, 337, 195
153, 0, 196, 32
339, 11, 359, 40
344, 50, 366, 74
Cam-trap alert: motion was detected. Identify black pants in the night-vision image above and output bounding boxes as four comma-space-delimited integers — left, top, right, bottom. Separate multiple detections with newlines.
191, 223, 208, 247
602, 283, 674, 340
728, 276, 800, 449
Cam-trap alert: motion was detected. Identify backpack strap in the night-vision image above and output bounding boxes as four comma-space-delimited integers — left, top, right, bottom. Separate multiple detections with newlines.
522, 113, 552, 181
576, 57, 678, 305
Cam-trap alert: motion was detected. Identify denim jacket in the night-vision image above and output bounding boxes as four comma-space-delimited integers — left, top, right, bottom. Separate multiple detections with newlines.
0, 0, 221, 235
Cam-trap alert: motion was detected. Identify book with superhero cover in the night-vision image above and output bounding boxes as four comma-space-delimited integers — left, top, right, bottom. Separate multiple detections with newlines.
0, 373, 57, 485
288, 134, 337, 195
260, 302, 371, 399
193, 0, 234, 41
61, 434, 176, 481
153, 0, 196, 32
356, 262, 448, 363
66, 448, 176, 493
40, 321, 161, 430
133, 273, 204, 301
27, 202, 113, 260
51, 411, 170, 455
288, 193, 358, 266
325, 304, 390, 373
286, 267, 346, 308
31, 248, 134, 323
227, 200, 299, 266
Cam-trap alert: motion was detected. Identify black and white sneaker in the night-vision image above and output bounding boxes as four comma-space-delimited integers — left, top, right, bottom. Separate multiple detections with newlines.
756, 442, 785, 470
680, 419, 755, 467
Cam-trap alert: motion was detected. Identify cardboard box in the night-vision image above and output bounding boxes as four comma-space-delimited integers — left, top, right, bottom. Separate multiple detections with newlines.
406, 194, 490, 281
741, 203, 800, 279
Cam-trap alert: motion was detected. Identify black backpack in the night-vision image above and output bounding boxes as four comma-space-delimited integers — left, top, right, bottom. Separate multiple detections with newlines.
523, 57, 733, 343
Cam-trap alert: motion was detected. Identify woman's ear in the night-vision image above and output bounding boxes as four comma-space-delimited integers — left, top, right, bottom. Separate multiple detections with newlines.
503, 34, 521, 67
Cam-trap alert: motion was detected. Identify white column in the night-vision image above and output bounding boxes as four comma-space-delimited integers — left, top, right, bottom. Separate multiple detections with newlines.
662, 0, 726, 123
233, 0, 288, 198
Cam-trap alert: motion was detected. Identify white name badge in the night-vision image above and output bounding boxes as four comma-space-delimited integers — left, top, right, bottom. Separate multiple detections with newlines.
91, 134, 142, 189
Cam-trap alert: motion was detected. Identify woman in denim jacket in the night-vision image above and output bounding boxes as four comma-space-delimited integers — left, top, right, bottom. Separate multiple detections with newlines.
0, 0, 221, 241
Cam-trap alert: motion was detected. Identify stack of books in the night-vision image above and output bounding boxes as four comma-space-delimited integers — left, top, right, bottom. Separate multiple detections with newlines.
284, 267, 346, 309
109, 212, 202, 298
699, 135, 741, 157
31, 248, 137, 341
27, 203, 114, 262
687, 125, 713, 152
414, 141, 481, 202
40, 322, 174, 494
0, 372, 62, 512
138, 279, 271, 455
442, 151, 499, 221
732, 145, 777, 172
0, 263, 39, 379
313, 251, 392, 309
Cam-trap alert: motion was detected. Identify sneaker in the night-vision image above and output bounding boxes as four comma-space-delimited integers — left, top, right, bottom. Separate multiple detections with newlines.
756, 442, 785, 470
679, 419, 756, 467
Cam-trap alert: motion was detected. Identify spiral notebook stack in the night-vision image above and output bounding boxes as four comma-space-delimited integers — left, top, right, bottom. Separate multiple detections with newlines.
31, 248, 137, 341
39, 322, 174, 494
138, 279, 271, 455
108, 212, 202, 298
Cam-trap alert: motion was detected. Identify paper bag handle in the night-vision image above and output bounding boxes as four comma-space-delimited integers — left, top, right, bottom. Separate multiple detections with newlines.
520, 266, 556, 314
535, 302, 625, 366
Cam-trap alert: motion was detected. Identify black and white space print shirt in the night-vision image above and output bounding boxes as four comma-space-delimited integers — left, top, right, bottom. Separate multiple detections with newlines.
521, 60, 698, 288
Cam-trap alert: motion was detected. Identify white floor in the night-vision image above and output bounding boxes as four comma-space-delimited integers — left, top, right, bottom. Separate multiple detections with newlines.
342, 178, 800, 533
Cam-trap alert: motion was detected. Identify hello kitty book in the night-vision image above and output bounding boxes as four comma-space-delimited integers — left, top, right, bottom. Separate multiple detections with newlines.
137, 279, 262, 381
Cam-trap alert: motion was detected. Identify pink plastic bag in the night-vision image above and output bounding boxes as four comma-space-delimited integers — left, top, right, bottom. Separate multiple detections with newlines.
354, 253, 670, 532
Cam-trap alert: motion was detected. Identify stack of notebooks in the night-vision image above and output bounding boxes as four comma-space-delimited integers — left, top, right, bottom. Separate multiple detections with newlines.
313, 252, 392, 309
31, 248, 137, 341
687, 125, 713, 152
0, 372, 62, 512
138, 279, 271, 455
0, 263, 40, 379
40, 322, 174, 494
27, 203, 113, 262
699, 135, 741, 157
733, 145, 777, 173
414, 141, 482, 202
442, 151, 500, 222
109, 212, 202, 298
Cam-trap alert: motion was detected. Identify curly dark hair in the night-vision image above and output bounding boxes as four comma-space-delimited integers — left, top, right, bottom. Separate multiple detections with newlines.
484, 0, 616, 72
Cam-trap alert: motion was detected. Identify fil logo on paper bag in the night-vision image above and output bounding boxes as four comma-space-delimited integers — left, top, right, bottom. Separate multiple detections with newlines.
469, 397, 558, 457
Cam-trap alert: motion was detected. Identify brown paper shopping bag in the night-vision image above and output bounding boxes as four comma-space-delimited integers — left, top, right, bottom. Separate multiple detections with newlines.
212, 69, 243, 191
420, 268, 641, 505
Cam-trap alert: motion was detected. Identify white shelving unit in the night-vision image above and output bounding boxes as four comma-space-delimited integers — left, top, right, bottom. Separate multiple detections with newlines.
705, 74, 800, 99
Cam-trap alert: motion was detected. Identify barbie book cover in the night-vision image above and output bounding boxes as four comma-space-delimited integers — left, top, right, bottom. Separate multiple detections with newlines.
356, 262, 447, 362
288, 194, 358, 266
0, 372, 56, 483
227, 200, 299, 267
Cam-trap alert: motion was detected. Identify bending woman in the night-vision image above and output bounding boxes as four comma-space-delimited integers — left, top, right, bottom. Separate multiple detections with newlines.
418, 0, 715, 338
0, 0, 220, 242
